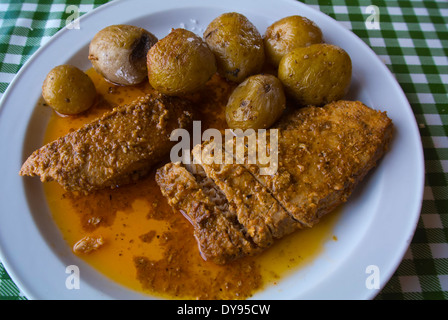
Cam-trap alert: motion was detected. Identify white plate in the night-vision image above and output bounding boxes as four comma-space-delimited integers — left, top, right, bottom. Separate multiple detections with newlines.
0, 0, 424, 300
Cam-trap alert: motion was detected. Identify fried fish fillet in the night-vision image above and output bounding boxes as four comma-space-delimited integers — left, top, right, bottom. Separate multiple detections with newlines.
20, 92, 193, 192
155, 162, 258, 265
156, 100, 393, 264
251, 100, 394, 227
191, 146, 300, 249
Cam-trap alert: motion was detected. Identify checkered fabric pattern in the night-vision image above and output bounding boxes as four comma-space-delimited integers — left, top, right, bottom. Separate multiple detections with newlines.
0, 0, 447, 300
0, 0, 109, 300
303, 0, 448, 300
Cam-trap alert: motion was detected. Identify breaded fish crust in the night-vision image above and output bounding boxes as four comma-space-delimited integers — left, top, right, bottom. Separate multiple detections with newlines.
156, 100, 393, 263
155, 162, 259, 265
249, 100, 394, 227
20, 92, 193, 192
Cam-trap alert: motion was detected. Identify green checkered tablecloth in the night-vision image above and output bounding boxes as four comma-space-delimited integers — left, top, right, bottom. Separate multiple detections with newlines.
0, 0, 447, 300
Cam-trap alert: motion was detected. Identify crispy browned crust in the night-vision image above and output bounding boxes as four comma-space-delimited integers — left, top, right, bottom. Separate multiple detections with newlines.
262, 100, 394, 226
191, 153, 300, 249
155, 162, 258, 264
157, 100, 393, 264
19, 92, 193, 192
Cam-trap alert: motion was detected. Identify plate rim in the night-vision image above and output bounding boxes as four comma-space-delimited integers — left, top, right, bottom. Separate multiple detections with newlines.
0, 0, 425, 300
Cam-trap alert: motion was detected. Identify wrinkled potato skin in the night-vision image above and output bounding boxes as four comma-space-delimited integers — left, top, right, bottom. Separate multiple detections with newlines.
226, 74, 286, 130
147, 28, 217, 96
204, 12, 265, 83
42, 65, 96, 115
278, 44, 352, 106
264, 15, 323, 67
89, 24, 158, 85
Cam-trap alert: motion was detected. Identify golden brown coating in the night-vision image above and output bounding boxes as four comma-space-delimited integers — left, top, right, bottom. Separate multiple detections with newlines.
147, 28, 217, 96
157, 100, 393, 263
203, 12, 265, 83
155, 162, 258, 265
88, 24, 158, 86
248, 100, 393, 227
278, 43, 352, 106
20, 92, 193, 192
264, 15, 323, 67
191, 144, 300, 249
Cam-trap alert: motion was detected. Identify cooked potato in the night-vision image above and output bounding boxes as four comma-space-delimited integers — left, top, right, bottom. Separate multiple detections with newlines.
42, 65, 96, 115
264, 15, 323, 67
226, 74, 285, 130
89, 24, 158, 86
278, 43, 352, 106
147, 28, 217, 96
203, 12, 265, 83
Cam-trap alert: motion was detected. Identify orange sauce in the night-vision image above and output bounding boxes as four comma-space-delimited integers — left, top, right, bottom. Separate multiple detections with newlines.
42, 69, 341, 299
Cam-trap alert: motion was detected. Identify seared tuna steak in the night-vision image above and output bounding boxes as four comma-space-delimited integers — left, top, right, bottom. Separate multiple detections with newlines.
156, 100, 393, 264
20, 92, 193, 192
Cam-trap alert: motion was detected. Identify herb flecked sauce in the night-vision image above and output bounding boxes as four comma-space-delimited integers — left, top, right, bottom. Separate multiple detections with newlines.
43, 69, 340, 300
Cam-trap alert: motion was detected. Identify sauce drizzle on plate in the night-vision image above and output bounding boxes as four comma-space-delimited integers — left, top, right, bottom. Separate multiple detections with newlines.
42, 69, 340, 299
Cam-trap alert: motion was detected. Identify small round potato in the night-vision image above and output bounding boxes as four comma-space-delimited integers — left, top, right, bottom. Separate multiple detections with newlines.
147, 28, 217, 96
264, 15, 323, 67
226, 74, 286, 130
42, 65, 96, 115
89, 24, 158, 86
278, 43, 352, 106
203, 12, 265, 83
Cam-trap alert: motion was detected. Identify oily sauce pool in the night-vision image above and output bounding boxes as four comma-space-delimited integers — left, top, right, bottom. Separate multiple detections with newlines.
43, 69, 340, 300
